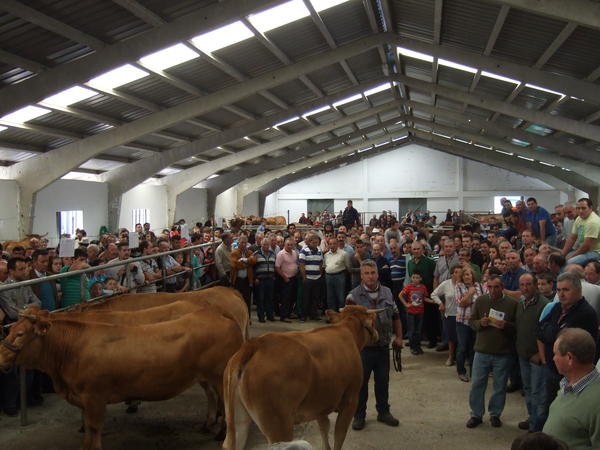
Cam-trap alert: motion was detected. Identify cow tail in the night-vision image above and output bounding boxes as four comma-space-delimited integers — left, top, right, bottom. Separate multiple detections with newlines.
223, 340, 258, 450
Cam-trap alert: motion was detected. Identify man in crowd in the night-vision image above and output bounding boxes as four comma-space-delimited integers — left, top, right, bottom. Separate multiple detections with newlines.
515, 273, 549, 433
157, 239, 189, 293
275, 238, 299, 323
434, 241, 459, 288
537, 272, 598, 420
342, 200, 360, 230
0, 260, 8, 283
299, 234, 323, 322
347, 260, 402, 431
371, 243, 392, 290
561, 198, 600, 266
30, 249, 58, 311
407, 241, 437, 348
502, 250, 527, 298
253, 237, 277, 323
543, 328, 600, 450
215, 232, 233, 285
105, 242, 145, 292
349, 239, 370, 289
525, 197, 556, 246
562, 202, 578, 238
323, 237, 348, 313
138, 240, 161, 293
230, 235, 256, 317
584, 261, 600, 285
466, 275, 517, 429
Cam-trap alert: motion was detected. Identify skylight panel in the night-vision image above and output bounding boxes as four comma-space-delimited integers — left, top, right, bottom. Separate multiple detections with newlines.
438, 59, 477, 73
41, 86, 97, 107
474, 143, 492, 150
525, 123, 553, 136
364, 82, 392, 97
481, 71, 520, 85
332, 93, 362, 108
495, 150, 513, 156
207, 174, 219, 179
432, 131, 451, 139
397, 47, 433, 63
525, 84, 565, 98
139, 43, 199, 71
158, 167, 182, 176
358, 146, 373, 153
454, 137, 471, 144
88, 64, 149, 90
539, 161, 555, 167
249, 0, 310, 33
392, 134, 407, 141
0, 126, 7, 133
273, 116, 300, 127
1, 105, 51, 123
191, 21, 254, 54
302, 105, 331, 118
517, 155, 534, 161
375, 140, 389, 147
311, 0, 351, 12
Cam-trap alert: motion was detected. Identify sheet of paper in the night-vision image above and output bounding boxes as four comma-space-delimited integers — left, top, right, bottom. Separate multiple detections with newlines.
488, 308, 505, 327
128, 232, 139, 248
59, 238, 75, 257
180, 224, 189, 240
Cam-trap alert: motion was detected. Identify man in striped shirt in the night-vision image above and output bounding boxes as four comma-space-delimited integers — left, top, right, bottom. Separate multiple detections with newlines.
252, 238, 277, 323
299, 234, 323, 322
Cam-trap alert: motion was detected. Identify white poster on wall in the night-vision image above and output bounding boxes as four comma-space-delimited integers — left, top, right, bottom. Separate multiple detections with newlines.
59, 238, 75, 257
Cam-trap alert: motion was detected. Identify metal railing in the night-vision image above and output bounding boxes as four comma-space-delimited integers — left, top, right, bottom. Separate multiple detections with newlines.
0, 239, 221, 426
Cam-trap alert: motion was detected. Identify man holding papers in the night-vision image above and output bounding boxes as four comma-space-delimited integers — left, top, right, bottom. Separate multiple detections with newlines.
466, 275, 518, 429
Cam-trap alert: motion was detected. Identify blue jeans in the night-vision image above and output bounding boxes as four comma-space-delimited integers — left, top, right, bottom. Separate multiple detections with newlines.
456, 322, 474, 376
254, 277, 274, 320
326, 273, 346, 311
567, 250, 600, 267
519, 358, 547, 431
406, 313, 424, 351
355, 347, 390, 419
469, 352, 512, 419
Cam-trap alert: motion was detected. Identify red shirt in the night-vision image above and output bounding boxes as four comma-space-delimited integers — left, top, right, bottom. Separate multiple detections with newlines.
402, 283, 429, 315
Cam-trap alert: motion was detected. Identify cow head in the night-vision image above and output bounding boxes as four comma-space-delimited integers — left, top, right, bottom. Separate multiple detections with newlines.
0, 306, 51, 371
326, 305, 380, 345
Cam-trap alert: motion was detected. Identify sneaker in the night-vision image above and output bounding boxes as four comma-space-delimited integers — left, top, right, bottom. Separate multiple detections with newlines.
445, 358, 455, 366
518, 420, 529, 430
377, 412, 399, 427
466, 417, 482, 428
490, 416, 502, 428
458, 374, 470, 382
352, 417, 366, 430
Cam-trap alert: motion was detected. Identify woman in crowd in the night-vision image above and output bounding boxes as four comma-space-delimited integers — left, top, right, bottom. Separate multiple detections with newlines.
454, 266, 486, 382
431, 264, 462, 366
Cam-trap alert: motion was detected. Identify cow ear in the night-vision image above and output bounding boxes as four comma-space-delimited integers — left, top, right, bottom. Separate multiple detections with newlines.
325, 309, 341, 323
34, 319, 52, 336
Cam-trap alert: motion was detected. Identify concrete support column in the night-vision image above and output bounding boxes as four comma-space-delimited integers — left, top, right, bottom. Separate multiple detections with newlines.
457, 158, 465, 211
107, 185, 122, 234
362, 159, 369, 214
16, 184, 35, 238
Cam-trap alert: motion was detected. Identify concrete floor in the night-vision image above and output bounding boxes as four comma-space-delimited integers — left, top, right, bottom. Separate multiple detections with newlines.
0, 319, 527, 449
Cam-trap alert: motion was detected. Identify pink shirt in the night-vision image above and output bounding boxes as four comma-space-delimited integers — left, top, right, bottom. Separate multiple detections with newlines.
276, 249, 298, 278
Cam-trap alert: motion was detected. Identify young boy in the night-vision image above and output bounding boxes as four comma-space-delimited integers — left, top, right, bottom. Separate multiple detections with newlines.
536, 272, 556, 301
399, 269, 435, 355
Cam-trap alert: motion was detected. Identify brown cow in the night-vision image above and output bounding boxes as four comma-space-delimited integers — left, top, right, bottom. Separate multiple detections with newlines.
72, 287, 249, 339
0, 306, 244, 450
222, 306, 380, 450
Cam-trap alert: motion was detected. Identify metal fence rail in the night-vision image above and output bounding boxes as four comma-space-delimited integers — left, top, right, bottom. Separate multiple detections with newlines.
0, 240, 220, 426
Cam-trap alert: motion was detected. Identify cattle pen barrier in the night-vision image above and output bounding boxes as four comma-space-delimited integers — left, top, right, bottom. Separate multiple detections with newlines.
0, 239, 221, 426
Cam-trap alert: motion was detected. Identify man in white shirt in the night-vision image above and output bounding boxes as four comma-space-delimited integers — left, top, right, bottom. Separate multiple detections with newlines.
323, 238, 348, 312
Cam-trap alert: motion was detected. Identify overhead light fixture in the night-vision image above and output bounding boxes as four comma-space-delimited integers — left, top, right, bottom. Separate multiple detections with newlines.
207, 174, 219, 179
310, 0, 351, 12
273, 116, 300, 127
302, 105, 331, 118
481, 71, 520, 85
438, 59, 477, 73
332, 93, 362, 108
41, 86, 97, 107
525, 83, 565, 98
0, 126, 7, 133
88, 64, 149, 90
517, 155, 534, 161
1, 105, 51, 123
191, 21, 254, 54
139, 43, 199, 71
248, 0, 310, 33
364, 82, 392, 97
539, 161, 555, 167
495, 149, 513, 156
397, 46, 433, 63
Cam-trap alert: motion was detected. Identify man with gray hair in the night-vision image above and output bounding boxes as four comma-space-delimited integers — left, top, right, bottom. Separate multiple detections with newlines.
543, 328, 600, 450
537, 272, 598, 422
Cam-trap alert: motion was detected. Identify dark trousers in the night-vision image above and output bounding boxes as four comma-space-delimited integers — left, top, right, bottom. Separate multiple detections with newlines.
456, 322, 475, 376
392, 280, 406, 337
234, 276, 252, 315
543, 366, 563, 420
0, 368, 35, 413
423, 301, 441, 345
279, 276, 297, 319
254, 277, 274, 321
302, 278, 321, 319
355, 346, 390, 419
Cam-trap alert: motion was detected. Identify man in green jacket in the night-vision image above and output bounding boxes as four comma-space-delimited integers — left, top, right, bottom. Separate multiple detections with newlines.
543, 328, 600, 450
515, 273, 549, 432
466, 275, 518, 429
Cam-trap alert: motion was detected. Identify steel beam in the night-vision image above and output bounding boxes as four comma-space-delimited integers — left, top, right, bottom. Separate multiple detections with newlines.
0, 0, 283, 117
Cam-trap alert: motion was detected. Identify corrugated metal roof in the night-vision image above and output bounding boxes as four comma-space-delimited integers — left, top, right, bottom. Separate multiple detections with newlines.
267, 18, 329, 62
441, 0, 501, 53
393, 0, 435, 42
320, 1, 372, 45
543, 27, 600, 79
212, 38, 283, 78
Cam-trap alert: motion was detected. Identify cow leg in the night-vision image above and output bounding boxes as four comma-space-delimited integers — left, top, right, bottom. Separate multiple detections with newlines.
80, 398, 106, 450
332, 403, 355, 450
316, 415, 332, 450
200, 382, 218, 430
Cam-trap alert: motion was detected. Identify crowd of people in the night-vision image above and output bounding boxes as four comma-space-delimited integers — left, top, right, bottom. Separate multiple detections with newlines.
1, 195, 599, 449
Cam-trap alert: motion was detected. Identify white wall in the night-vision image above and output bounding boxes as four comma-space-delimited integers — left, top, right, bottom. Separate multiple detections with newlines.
120, 184, 168, 232
269, 144, 571, 217
0, 180, 18, 240
242, 191, 260, 216
176, 187, 207, 226
33, 180, 107, 245
215, 187, 238, 224
276, 199, 307, 223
